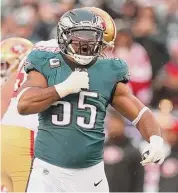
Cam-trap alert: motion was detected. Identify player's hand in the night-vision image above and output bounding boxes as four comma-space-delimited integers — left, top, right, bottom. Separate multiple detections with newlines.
54, 71, 89, 98
140, 135, 165, 166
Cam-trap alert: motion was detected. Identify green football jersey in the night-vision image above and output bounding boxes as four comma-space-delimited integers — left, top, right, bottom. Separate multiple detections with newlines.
25, 41, 129, 168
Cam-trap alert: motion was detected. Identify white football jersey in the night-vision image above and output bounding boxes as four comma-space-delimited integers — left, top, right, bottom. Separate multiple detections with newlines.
1, 57, 38, 131
2, 39, 59, 130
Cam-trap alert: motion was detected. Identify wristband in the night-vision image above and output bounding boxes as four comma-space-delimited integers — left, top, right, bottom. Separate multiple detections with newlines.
132, 107, 149, 126
54, 82, 71, 98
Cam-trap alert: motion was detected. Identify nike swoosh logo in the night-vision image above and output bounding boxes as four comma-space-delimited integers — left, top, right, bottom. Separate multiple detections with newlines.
94, 179, 103, 187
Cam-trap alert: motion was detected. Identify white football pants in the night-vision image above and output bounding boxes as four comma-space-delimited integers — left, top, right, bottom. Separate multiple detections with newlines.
26, 158, 109, 192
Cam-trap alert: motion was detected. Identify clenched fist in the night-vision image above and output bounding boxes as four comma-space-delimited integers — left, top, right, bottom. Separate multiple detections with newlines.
54, 71, 89, 98
141, 135, 165, 166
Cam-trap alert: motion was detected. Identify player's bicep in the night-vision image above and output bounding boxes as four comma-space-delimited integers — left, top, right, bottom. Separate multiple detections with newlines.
19, 48, 48, 90
16, 70, 48, 103
17, 70, 47, 93
111, 82, 145, 121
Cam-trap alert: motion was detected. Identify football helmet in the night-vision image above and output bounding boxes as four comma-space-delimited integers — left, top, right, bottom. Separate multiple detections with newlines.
0, 37, 33, 86
57, 8, 105, 65
85, 7, 116, 49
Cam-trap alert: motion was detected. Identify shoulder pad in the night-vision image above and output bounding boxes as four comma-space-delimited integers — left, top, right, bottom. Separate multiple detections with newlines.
115, 58, 130, 82
33, 39, 60, 53
106, 57, 130, 82
24, 49, 55, 74
28, 49, 56, 63
24, 43, 61, 75
114, 58, 130, 82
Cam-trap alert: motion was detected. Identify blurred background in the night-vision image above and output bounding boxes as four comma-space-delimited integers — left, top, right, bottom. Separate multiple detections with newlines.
1, 0, 178, 192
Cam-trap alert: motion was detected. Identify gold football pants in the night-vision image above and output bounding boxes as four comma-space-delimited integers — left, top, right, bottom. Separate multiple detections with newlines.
1, 125, 34, 192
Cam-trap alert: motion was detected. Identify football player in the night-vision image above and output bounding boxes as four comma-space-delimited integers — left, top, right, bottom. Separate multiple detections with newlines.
1, 37, 33, 118
17, 8, 165, 192
1, 37, 38, 192
1, 9, 115, 192
86, 7, 116, 54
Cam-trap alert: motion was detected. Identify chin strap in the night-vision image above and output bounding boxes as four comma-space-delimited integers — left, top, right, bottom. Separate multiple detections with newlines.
73, 54, 95, 65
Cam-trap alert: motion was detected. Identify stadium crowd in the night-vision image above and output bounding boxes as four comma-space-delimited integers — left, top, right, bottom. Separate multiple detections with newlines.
1, 0, 178, 192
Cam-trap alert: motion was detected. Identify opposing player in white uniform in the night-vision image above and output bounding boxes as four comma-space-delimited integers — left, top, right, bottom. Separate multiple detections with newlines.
1, 37, 38, 192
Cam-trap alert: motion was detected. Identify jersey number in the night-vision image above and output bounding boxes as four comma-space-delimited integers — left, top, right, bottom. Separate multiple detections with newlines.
52, 91, 98, 129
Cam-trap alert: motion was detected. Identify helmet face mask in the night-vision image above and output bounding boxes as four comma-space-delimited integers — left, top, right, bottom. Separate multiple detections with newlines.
57, 9, 105, 65
65, 29, 103, 56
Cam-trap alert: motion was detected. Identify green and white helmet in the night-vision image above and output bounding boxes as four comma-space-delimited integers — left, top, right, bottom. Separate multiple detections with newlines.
57, 8, 106, 65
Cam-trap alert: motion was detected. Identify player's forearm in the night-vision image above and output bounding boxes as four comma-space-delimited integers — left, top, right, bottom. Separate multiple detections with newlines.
136, 109, 162, 142
1, 73, 17, 119
17, 86, 60, 115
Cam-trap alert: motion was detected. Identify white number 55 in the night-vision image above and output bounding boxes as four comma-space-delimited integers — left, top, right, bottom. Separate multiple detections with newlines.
52, 91, 98, 129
